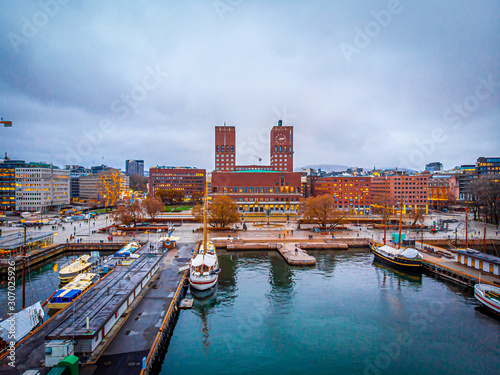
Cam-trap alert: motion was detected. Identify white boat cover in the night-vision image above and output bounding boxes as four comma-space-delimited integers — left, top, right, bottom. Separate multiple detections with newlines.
377, 245, 401, 256
400, 248, 421, 259
191, 253, 217, 267
0, 301, 44, 342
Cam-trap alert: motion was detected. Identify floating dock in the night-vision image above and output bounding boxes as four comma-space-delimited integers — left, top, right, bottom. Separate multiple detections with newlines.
277, 243, 316, 266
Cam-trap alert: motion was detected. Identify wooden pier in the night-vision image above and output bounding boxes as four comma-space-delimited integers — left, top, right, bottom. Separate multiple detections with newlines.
422, 252, 500, 288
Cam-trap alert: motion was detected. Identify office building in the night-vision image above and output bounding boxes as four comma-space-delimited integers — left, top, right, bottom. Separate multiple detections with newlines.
126, 160, 145, 176
149, 167, 206, 199
428, 174, 459, 209
476, 157, 500, 175
371, 174, 429, 214
314, 176, 372, 215
64, 165, 88, 200
79, 169, 129, 201
0, 153, 25, 211
15, 166, 70, 212
425, 162, 443, 173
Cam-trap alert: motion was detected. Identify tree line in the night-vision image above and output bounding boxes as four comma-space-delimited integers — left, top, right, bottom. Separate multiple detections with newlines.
467, 174, 500, 225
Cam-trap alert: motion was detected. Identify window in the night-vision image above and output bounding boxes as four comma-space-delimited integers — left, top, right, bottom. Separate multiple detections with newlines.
280, 146, 282, 152
275, 145, 277, 152
216, 145, 219, 152
226, 145, 229, 152
231, 145, 234, 152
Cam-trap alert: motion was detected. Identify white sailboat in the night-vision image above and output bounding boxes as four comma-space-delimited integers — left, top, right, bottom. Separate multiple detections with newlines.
189, 185, 220, 290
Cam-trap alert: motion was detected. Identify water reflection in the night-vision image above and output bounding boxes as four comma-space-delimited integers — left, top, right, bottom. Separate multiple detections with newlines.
372, 259, 423, 287
190, 286, 219, 352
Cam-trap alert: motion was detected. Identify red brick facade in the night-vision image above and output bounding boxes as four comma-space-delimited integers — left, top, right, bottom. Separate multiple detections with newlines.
149, 167, 206, 199
371, 174, 429, 213
314, 176, 372, 214
214, 120, 294, 172
215, 126, 236, 172
270, 122, 294, 172
211, 171, 302, 212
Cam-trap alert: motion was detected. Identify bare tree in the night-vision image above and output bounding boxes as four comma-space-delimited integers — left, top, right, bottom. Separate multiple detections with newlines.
301, 194, 346, 229
142, 196, 164, 219
193, 195, 239, 228
113, 199, 143, 227
467, 174, 500, 225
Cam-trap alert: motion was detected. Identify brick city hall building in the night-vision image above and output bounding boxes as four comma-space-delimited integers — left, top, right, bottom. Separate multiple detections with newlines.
212, 121, 301, 213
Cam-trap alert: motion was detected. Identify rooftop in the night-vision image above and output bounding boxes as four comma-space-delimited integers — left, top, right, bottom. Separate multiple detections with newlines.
454, 248, 500, 266
0, 231, 56, 250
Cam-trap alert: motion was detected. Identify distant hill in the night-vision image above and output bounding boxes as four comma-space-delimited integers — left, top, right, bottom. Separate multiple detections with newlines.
296, 164, 350, 172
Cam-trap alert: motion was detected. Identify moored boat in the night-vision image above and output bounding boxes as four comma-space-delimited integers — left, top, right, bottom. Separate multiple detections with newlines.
189, 183, 220, 291
371, 175, 423, 270
371, 242, 423, 269
58, 254, 97, 283
474, 284, 500, 315
190, 241, 220, 290
113, 242, 140, 258
48, 273, 100, 310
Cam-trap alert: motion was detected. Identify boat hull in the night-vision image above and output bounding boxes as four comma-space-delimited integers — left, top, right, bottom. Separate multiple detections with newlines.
58, 265, 91, 283
47, 301, 71, 310
371, 243, 422, 270
474, 284, 500, 315
189, 274, 218, 291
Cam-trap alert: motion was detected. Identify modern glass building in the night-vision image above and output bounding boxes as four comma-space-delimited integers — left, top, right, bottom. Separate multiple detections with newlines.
0, 153, 25, 211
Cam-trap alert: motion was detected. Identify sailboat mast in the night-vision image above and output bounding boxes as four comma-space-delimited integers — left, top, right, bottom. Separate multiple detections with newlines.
383, 176, 388, 245
483, 215, 487, 253
397, 176, 404, 249
465, 203, 469, 250
202, 181, 208, 262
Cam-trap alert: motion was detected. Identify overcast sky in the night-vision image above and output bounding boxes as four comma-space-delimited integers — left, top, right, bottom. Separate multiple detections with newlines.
1, 0, 499, 172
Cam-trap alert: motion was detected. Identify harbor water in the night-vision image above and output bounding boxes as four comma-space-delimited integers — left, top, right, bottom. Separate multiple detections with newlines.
0, 253, 89, 317
160, 249, 500, 375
